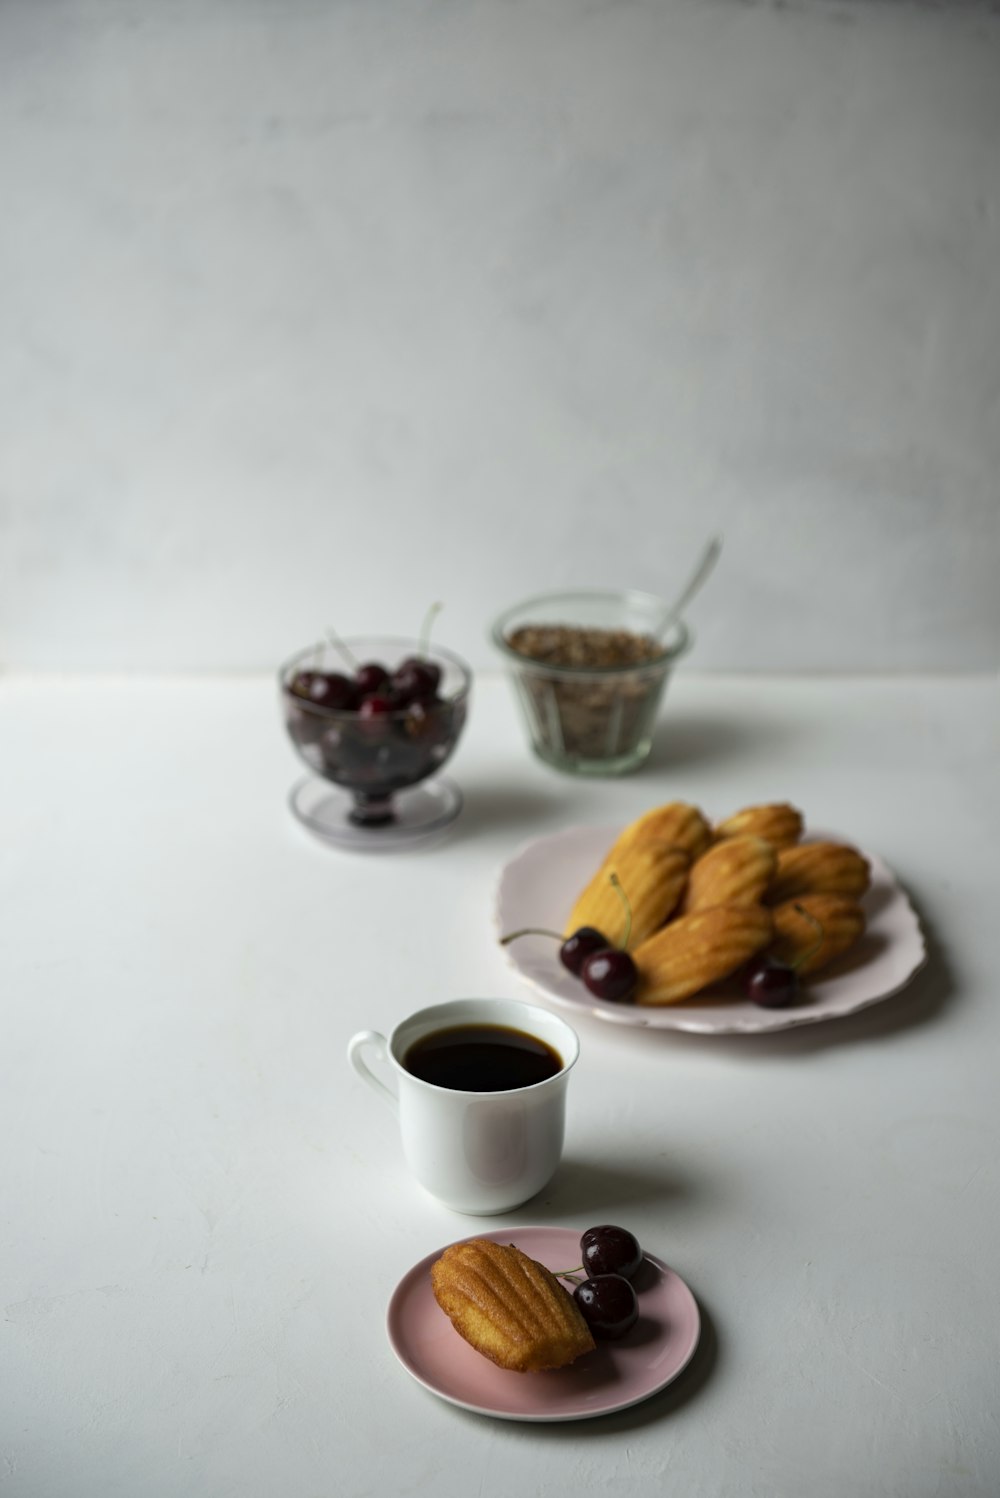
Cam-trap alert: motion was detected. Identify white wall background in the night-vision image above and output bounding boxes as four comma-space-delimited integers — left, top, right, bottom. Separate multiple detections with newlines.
1, 0, 998, 674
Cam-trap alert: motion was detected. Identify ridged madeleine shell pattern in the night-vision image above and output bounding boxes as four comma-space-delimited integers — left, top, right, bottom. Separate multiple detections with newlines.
714, 802, 804, 849
607, 801, 712, 863
768, 842, 871, 905
634, 904, 774, 1005
431, 1240, 595, 1372
680, 835, 777, 915
769, 893, 867, 975
565, 843, 690, 945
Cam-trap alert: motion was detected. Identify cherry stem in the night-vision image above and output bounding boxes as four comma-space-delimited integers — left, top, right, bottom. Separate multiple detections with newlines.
790, 903, 825, 970
325, 626, 358, 671
419, 601, 443, 658
499, 927, 562, 947
609, 872, 633, 951
551, 1267, 584, 1282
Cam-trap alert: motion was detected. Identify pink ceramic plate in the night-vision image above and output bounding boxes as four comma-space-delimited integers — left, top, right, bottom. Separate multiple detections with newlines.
495, 826, 926, 1034
386, 1226, 700, 1422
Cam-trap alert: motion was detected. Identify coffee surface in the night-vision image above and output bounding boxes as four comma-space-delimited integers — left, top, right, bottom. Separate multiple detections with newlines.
403, 1024, 562, 1092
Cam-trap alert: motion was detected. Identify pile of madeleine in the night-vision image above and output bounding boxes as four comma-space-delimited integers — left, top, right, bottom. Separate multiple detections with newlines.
565, 802, 871, 1005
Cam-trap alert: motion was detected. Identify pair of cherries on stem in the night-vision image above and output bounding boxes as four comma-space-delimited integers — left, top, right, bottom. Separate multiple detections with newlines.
501, 874, 638, 1004
291, 606, 445, 718
742, 902, 825, 1008
553, 1224, 644, 1340
349, 605, 445, 717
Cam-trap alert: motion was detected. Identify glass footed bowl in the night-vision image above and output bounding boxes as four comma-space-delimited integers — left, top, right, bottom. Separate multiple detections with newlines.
279, 636, 471, 845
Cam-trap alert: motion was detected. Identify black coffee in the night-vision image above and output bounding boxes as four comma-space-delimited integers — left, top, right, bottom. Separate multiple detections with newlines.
403, 1024, 562, 1093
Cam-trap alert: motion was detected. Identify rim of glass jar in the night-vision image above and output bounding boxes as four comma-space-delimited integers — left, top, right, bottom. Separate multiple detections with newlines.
278, 636, 473, 720
490, 590, 691, 679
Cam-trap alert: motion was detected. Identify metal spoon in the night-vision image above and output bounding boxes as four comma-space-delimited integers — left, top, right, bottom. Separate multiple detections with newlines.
655, 535, 722, 639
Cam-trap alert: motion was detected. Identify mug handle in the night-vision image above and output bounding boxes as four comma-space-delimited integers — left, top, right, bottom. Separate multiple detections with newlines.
347, 1030, 398, 1114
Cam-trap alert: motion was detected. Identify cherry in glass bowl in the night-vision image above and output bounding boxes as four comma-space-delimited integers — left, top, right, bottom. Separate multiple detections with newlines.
279, 636, 471, 851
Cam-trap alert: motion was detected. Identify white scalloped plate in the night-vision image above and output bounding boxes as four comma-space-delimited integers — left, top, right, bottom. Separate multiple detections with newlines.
494, 826, 926, 1034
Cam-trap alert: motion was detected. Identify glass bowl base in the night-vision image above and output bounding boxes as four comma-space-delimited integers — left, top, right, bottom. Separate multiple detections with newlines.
288, 775, 463, 852
530, 742, 652, 776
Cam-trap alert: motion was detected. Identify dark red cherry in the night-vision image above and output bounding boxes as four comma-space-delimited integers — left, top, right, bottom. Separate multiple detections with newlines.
581, 949, 638, 1003
743, 955, 798, 1008
559, 927, 610, 976
580, 1225, 643, 1281
392, 657, 442, 705
358, 693, 395, 721
355, 662, 390, 695
743, 905, 825, 1007
291, 670, 358, 711
574, 1275, 639, 1340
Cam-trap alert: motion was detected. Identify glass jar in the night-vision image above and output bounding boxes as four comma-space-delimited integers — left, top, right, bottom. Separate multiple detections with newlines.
491, 590, 689, 776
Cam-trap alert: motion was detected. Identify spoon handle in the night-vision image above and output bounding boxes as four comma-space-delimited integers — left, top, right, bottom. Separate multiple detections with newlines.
657, 535, 722, 637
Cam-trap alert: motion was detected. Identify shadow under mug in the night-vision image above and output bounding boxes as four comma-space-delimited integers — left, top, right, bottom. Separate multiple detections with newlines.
347, 998, 580, 1214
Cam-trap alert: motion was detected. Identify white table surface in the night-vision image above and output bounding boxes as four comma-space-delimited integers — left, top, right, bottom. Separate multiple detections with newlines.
2, 670, 998, 1498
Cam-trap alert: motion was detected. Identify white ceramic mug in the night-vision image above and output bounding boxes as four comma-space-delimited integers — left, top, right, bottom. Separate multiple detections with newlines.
347, 998, 580, 1215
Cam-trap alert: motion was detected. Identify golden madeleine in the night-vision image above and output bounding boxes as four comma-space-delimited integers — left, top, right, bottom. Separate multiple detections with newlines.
714, 802, 804, 850
605, 801, 712, 863
634, 904, 774, 1005
431, 1239, 595, 1373
566, 843, 690, 947
767, 841, 871, 904
769, 894, 867, 976
680, 834, 777, 915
